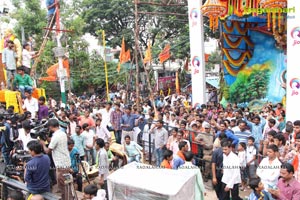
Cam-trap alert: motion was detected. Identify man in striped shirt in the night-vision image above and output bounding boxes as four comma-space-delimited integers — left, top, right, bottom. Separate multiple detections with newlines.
232, 120, 253, 144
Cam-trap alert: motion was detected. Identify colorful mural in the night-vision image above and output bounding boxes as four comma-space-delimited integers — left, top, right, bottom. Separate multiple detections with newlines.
221, 16, 286, 104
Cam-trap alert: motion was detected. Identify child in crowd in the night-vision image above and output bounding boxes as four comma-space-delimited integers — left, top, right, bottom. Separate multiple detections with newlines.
238, 142, 247, 191
248, 177, 270, 200
246, 137, 257, 181
161, 149, 173, 169
83, 184, 106, 200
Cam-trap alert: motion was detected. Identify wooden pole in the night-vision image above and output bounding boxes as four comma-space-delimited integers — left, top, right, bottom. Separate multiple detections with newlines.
134, 0, 140, 109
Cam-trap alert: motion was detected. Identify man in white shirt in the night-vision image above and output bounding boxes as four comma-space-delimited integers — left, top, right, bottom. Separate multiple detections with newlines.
142, 102, 151, 119
95, 138, 109, 199
95, 118, 111, 143
22, 90, 39, 119
41, 119, 71, 199
82, 123, 96, 165
17, 120, 35, 151
221, 140, 242, 200
256, 144, 281, 191
170, 131, 191, 155
22, 43, 38, 75
96, 102, 113, 129
246, 136, 257, 180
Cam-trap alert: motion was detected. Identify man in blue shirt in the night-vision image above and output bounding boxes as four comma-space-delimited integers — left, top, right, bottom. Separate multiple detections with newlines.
120, 105, 141, 144
25, 140, 50, 194
215, 122, 239, 147
244, 115, 266, 149
68, 139, 83, 192
71, 125, 85, 160
46, 0, 58, 29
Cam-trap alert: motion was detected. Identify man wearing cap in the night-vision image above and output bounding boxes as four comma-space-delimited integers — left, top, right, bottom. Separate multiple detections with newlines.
195, 123, 214, 181
13, 66, 33, 98
120, 105, 141, 144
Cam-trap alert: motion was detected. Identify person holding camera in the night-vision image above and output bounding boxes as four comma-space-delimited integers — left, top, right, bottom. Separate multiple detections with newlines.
24, 140, 50, 194
0, 115, 14, 165
41, 119, 71, 199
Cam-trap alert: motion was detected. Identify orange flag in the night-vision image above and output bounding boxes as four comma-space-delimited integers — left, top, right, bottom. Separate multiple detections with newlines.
159, 44, 170, 63
119, 37, 130, 64
39, 59, 70, 81
143, 42, 152, 64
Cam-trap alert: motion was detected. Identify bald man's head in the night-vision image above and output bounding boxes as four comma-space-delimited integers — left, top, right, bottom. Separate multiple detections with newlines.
30, 195, 44, 200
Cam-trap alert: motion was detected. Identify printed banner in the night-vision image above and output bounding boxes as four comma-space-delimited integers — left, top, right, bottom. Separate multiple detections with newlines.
188, 0, 206, 106
286, 0, 300, 122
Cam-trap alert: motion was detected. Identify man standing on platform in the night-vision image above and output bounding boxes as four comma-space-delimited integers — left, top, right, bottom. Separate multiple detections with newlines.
13, 66, 33, 98
2, 40, 17, 90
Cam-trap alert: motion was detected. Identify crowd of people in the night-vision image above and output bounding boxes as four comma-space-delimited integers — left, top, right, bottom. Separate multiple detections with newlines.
0, 87, 300, 200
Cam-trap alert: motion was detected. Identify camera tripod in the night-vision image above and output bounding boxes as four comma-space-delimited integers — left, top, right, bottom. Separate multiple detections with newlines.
75, 154, 90, 184
63, 173, 78, 200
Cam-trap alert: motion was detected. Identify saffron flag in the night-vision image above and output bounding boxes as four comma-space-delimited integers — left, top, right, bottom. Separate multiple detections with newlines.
39, 59, 69, 81
143, 42, 152, 64
119, 37, 130, 64
159, 44, 170, 63
118, 37, 130, 73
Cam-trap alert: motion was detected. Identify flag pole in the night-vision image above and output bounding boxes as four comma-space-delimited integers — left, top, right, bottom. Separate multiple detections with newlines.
102, 30, 109, 101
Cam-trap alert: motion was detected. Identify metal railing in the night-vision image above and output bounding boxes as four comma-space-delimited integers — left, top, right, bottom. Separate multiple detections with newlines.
140, 123, 214, 168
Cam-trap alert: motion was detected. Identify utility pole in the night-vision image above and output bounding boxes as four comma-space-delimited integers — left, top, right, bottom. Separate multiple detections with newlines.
54, 0, 67, 104
134, 0, 140, 109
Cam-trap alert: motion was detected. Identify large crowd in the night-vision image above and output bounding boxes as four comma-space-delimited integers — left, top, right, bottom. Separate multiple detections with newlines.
0, 89, 300, 200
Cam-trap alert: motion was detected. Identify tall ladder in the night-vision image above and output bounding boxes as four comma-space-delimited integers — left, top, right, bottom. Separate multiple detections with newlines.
30, 9, 57, 78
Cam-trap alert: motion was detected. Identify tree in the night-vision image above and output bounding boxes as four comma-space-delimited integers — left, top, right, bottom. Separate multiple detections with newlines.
81, 0, 192, 59
206, 49, 221, 70
229, 66, 270, 103
11, 0, 47, 44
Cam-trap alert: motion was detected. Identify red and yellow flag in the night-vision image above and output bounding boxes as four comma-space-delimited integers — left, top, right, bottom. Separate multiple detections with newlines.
143, 42, 152, 64
159, 44, 170, 63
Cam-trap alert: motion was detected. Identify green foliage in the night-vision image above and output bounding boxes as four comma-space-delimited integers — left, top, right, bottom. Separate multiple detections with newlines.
11, 0, 46, 44
229, 67, 271, 103
9, 0, 221, 97
206, 50, 221, 70
81, 0, 218, 62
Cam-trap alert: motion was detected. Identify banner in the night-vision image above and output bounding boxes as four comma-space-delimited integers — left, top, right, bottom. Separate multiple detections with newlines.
286, 0, 300, 122
188, 0, 206, 106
